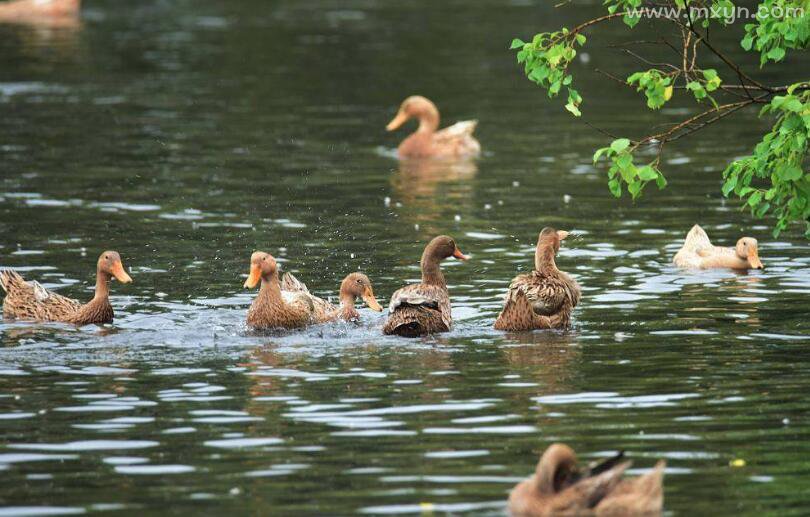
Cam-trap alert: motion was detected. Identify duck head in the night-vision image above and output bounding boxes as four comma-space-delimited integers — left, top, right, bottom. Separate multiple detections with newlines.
340, 273, 383, 312
244, 251, 278, 288
534, 443, 578, 495
735, 237, 763, 269
97, 251, 132, 283
424, 235, 469, 262
386, 95, 440, 133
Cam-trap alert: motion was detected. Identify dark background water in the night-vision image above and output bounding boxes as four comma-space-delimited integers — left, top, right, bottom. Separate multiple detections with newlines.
1, 0, 809, 515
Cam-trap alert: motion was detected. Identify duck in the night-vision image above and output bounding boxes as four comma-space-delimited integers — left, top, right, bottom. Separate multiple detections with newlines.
673, 224, 763, 270
383, 235, 468, 337
386, 96, 481, 159
1, 250, 132, 325
508, 443, 665, 517
0, 0, 79, 22
494, 228, 580, 331
281, 271, 383, 323
243, 251, 315, 330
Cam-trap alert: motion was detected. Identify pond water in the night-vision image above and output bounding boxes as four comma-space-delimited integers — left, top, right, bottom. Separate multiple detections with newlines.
1, 0, 809, 515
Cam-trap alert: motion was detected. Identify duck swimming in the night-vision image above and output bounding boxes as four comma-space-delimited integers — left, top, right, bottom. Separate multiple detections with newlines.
1, 250, 132, 325
673, 224, 763, 270
386, 96, 481, 159
494, 228, 580, 331
508, 443, 665, 517
383, 235, 468, 337
244, 251, 315, 330
0, 0, 79, 22
281, 271, 383, 323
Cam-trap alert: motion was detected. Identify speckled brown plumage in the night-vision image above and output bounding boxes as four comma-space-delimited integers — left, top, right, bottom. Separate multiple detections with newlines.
508, 443, 665, 517
244, 252, 314, 330
494, 228, 580, 331
383, 235, 468, 337
281, 271, 382, 324
0, 251, 132, 325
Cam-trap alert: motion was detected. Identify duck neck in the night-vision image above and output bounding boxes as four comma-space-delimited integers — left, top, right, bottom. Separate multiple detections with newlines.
339, 292, 356, 310
421, 251, 446, 288
259, 271, 283, 304
535, 244, 558, 275
92, 269, 111, 302
338, 294, 360, 321
416, 108, 439, 134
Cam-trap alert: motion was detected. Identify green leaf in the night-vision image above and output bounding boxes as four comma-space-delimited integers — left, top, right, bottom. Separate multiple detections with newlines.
637, 166, 658, 181
593, 147, 610, 163
510, 38, 526, 50
780, 165, 804, 181
767, 47, 786, 61
564, 102, 581, 117
610, 138, 631, 153
575, 34, 586, 45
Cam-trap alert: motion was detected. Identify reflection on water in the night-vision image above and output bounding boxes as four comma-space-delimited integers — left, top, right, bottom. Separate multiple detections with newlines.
1, 0, 810, 515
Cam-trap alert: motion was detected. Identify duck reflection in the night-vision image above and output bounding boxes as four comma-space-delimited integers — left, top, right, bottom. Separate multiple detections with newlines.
390, 158, 477, 229
500, 332, 581, 392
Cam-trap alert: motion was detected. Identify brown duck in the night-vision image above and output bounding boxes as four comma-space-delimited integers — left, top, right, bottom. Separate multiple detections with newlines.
386, 96, 481, 159
244, 251, 315, 330
509, 443, 665, 517
494, 228, 580, 331
281, 271, 383, 323
383, 235, 468, 337
1, 250, 133, 325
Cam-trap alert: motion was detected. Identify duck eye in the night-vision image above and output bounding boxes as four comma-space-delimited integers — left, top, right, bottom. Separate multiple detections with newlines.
104, 255, 109, 259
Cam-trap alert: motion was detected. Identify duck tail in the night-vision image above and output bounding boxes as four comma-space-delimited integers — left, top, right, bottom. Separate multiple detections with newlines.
281, 272, 309, 293
0, 269, 22, 294
683, 224, 712, 252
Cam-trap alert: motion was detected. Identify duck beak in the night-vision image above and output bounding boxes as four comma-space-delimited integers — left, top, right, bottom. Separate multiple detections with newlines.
557, 230, 570, 241
453, 247, 470, 261
110, 260, 133, 283
748, 248, 764, 270
244, 264, 262, 288
362, 286, 383, 312
386, 111, 408, 131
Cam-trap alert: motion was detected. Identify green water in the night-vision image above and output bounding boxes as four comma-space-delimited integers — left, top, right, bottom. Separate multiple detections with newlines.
1, 0, 809, 515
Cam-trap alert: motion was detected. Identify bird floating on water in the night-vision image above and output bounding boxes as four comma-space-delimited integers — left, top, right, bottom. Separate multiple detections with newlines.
386, 96, 480, 159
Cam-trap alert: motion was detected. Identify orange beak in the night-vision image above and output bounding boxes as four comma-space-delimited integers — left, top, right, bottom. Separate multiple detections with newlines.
362, 286, 383, 312
110, 260, 132, 283
386, 111, 409, 132
244, 264, 262, 288
453, 247, 470, 261
748, 247, 764, 269
557, 230, 570, 241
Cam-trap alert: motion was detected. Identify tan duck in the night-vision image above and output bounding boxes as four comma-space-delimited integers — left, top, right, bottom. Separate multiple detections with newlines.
1, 251, 132, 325
243, 251, 316, 330
0, 0, 79, 22
383, 235, 468, 337
509, 443, 665, 517
386, 96, 481, 159
494, 228, 580, 331
281, 271, 383, 323
673, 224, 763, 270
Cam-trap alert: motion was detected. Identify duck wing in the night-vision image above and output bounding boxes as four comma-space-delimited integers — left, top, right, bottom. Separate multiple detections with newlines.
281, 272, 337, 322
595, 460, 665, 516
1, 269, 81, 320
434, 120, 478, 141
385, 283, 452, 335
433, 120, 481, 158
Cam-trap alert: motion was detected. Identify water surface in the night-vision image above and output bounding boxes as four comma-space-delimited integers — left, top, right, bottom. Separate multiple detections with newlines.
1, 0, 809, 515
